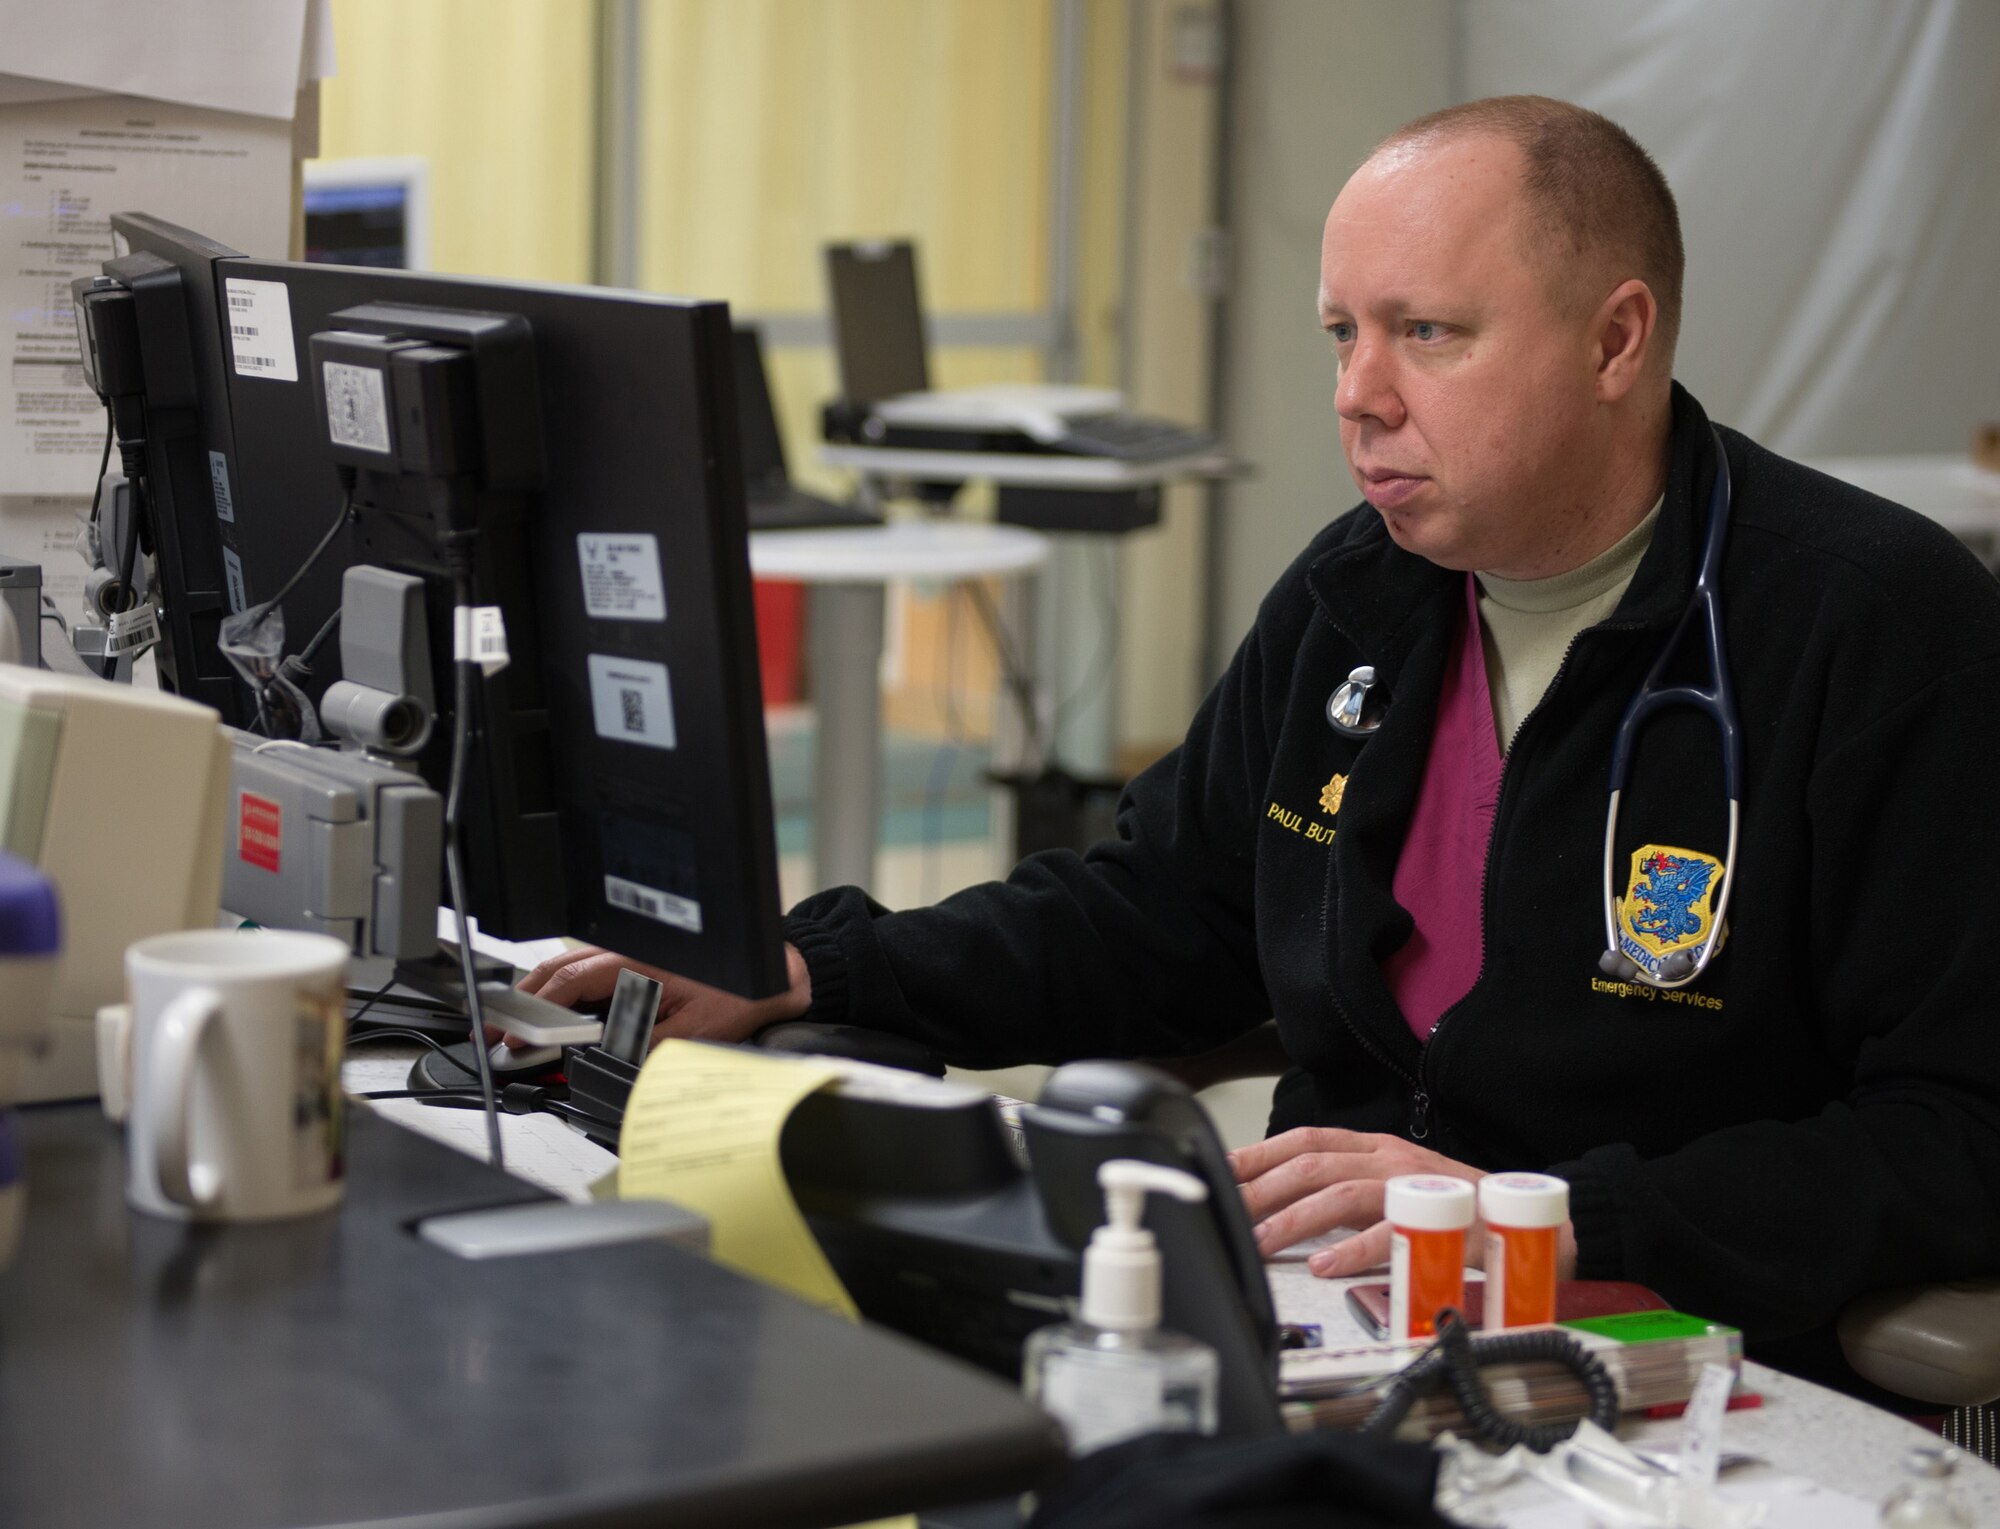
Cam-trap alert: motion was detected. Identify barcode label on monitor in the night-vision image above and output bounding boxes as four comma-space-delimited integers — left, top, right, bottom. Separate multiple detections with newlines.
223, 278, 299, 382
586, 653, 676, 750
604, 875, 702, 933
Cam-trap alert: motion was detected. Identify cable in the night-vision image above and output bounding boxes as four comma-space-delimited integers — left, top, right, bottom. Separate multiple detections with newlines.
920, 586, 968, 904
345, 1025, 468, 1067
344, 973, 403, 1027
246, 490, 354, 625
1359, 1308, 1621, 1452
237, 489, 354, 734
87, 411, 113, 525
273, 606, 343, 700
295, 607, 342, 668
443, 563, 505, 1170
965, 579, 1047, 765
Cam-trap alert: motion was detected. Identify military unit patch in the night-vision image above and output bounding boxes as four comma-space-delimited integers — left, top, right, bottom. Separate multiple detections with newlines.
1614, 843, 1725, 981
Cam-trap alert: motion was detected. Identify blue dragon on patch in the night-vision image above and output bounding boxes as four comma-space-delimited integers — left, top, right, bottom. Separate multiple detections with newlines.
1628, 850, 1717, 943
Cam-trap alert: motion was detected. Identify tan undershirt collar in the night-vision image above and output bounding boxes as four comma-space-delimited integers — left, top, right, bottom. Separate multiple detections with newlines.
1476, 498, 1663, 614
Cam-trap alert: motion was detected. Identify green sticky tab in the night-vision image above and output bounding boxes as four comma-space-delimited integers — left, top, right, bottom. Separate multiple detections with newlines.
1561, 1310, 1728, 1344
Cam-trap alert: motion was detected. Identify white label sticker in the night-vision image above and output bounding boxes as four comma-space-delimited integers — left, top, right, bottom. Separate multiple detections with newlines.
322, 360, 392, 454
224, 278, 299, 382
452, 604, 510, 676
1389, 1230, 1411, 1341
221, 546, 247, 613
587, 654, 677, 749
604, 874, 702, 933
577, 533, 666, 622
105, 601, 161, 656
1038, 1350, 1165, 1455
208, 451, 235, 523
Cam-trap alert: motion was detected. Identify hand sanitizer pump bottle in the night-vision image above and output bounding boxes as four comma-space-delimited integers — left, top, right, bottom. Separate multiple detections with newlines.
1023, 1158, 1222, 1455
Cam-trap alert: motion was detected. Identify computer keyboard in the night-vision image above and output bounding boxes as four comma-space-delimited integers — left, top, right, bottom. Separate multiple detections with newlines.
1054, 411, 1218, 462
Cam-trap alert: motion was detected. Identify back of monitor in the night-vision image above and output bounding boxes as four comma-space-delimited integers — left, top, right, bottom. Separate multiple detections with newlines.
0, 665, 230, 1099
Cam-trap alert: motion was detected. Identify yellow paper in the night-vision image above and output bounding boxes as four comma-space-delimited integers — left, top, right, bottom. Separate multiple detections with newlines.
617, 1038, 856, 1320
619, 1042, 915, 1527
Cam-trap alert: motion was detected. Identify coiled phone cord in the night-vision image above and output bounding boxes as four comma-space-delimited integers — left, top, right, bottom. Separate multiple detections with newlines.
1360, 1308, 1621, 1452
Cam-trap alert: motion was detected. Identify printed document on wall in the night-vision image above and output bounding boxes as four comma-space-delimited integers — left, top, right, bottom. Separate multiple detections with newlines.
0, 93, 292, 502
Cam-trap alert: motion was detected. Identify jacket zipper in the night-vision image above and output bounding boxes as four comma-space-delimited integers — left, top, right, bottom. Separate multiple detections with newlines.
1409, 620, 1648, 1142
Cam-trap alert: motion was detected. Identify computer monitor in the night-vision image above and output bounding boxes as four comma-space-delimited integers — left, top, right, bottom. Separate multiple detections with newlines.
824, 241, 930, 403
733, 326, 792, 498
98, 213, 787, 1000
302, 157, 430, 270
732, 325, 878, 532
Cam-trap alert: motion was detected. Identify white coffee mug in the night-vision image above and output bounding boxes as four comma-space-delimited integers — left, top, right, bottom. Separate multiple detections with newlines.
125, 928, 350, 1222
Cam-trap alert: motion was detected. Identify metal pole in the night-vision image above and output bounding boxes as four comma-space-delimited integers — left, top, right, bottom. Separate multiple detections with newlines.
1199, 0, 1239, 687
594, 0, 643, 289
809, 583, 887, 892
1038, 0, 1120, 779
1046, 0, 1087, 385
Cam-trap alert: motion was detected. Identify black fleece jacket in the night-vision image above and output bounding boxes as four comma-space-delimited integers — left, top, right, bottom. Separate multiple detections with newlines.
785, 386, 2000, 1389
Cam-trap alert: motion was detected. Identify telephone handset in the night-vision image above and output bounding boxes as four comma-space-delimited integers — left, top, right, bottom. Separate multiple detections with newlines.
780, 1057, 1284, 1439
1023, 1062, 1282, 1437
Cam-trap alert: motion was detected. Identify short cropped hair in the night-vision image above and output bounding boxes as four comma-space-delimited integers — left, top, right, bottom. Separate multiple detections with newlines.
1373, 96, 1684, 365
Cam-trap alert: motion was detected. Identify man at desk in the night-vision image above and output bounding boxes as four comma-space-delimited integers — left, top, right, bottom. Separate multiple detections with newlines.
525, 96, 2000, 1393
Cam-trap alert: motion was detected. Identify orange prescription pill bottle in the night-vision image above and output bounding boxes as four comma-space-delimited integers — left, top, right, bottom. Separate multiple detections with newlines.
1384, 1175, 1475, 1341
1478, 1172, 1569, 1331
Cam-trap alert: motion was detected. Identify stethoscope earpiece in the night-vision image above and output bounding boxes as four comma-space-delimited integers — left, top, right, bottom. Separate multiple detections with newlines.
1598, 950, 1644, 982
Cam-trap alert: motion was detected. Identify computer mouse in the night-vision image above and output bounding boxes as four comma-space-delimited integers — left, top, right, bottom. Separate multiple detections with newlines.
487, 1040, 564, 1074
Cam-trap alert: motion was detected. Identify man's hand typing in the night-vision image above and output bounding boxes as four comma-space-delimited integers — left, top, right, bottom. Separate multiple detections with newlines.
514, 942, 813, 1049
1228, 1127, 1577, 1281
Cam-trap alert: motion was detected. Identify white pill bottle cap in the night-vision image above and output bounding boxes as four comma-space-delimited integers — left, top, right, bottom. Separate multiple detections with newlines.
1477, 1172, 1569, 1228
1384, 1174, 1475, 1231
1079, 1158, 1208, 1332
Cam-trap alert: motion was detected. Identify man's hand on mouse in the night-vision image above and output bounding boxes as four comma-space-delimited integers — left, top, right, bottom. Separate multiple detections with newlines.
1228, 1127, 1577, 1281
505, 942, 813, 1049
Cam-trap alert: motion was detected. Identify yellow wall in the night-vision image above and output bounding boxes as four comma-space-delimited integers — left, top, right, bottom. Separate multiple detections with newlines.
310, 0, 1181, 750
316, 0, 597, 284
637, 0, 1053, 313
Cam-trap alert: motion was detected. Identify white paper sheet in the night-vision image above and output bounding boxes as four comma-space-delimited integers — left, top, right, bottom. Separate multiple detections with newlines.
0, 76, 100, 109
0, 93, 292, 498
0, 0, 311, 121
0, 494, 90, 629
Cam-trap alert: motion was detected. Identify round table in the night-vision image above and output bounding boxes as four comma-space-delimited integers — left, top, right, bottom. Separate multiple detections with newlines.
750, 521, 1051, 893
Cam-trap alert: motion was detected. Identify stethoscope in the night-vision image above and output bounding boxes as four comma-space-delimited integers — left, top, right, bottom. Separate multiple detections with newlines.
1326, 427, 1741, 990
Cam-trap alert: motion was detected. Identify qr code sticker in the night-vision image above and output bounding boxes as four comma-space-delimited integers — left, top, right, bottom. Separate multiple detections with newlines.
619, 687, 646, 734
321, 360, 392, 454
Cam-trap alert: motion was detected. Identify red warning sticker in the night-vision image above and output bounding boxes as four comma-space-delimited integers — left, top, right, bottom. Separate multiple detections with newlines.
239, 792, 282, 874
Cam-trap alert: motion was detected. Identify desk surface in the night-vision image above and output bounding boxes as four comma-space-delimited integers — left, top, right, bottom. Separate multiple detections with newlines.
1267, 1247, 2000, 1522
0, 1105, 1060, 1529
